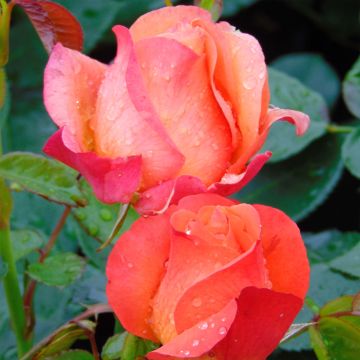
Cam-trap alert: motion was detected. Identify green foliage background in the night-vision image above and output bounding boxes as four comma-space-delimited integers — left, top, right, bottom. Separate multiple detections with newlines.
0, 0, 359, 359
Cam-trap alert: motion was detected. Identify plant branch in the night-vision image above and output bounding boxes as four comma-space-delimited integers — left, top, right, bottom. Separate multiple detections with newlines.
0, 129, 31, 355
23, 205, 72, 337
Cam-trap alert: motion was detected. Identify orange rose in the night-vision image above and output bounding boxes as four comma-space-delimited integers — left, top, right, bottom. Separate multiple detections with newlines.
43, 6, 309, 214
106, 194, 310, 359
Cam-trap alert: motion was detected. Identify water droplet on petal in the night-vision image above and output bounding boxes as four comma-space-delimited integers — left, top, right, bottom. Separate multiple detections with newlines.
211, 143, 219, 151
127, 262, 134, 268
185, 226, 192, 235
221, 317, 226, 322
192, 339, 200, 347
280, 313, 284, 318
192, 297, 202, 307
198, 321, 208, 330
259, 70, 265, 79
184, 350, 191, 356
242, 76, 256, 90
218, 326, 227, 335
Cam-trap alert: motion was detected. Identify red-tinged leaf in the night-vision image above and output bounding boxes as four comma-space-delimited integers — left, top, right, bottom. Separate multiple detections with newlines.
13, 0, 83, 52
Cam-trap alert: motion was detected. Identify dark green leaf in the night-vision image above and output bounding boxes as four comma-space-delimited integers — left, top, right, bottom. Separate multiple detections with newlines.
261, 68, 329, 163
222, 0, 258, 17
343, 56, 360, 118
102, 333, 126, 360
11, 229, 44, 261
53, 351, 94, 360
330, 242, 360, 278
0, 152, 85, 206
73, 179, 138, 244
271, 53, 340, 107
236, 134, 343, 221
7, 20, 47, 90
27, 253, 86, 287
342, 127, 360, 178
304, 230, 360, 263
58, 0, 123, 52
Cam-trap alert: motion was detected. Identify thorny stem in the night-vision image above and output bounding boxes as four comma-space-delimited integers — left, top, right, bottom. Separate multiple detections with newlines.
23, 205, 72, 336
0, 128, 31, 355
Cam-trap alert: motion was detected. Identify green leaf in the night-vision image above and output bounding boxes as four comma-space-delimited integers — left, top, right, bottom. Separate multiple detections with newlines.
73, 179, 138, 244
304, 230, 360, 264
0, 257, 8, 279
271, 53, 340, 107
58, 0, 123, 52
236, 134, 343, 221
342, 127, 360, 178
314, 317, 360, 360
281, 264, 360, 351
261, 68, 329, 163
222, 0, 258, 17
27, 253, 86, 287
343, 56, 360, 118
330, 242, 360, 278
320, 295, 354, 317
24, 321, 95, 359
309, 325, 329, 360
53, 351, 94, 360
0, 152, 86, 206
11, 229, 44, 261
102, 333, 126, 360
120, 333, 159, 360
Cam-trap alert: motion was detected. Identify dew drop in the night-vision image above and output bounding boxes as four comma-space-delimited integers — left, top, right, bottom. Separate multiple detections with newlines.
127, 262, 134, 268
210, 322, 215, 329
184, 350, 191, 356
211, 143, 219, 151
192, 339, 200, 347
198, 321, 208, 330
170, 63, 176, 69
185, 226, 192, 235
280, 313, 284, 318
218, 326, 227, 335
242, 76, 256, 90
192, 297, 202, 308
259, 70, 265, 80
221, 317, 227, 322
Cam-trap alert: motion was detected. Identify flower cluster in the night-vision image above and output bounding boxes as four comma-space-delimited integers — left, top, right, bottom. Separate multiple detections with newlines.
43, 5, 310, 359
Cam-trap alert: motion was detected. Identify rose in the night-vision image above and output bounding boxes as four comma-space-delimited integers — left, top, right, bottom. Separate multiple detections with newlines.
106, 193, 310, 359
43, 5, 309, 214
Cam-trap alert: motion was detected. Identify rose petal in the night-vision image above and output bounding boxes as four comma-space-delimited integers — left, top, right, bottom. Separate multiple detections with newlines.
43, 129, 141, 203
44, 43, 106, 152
135, 36, 232, 186
174, 241, 268, 334
261, 107, 310, 136
94, 26, 184, 189
151, 234, 240, 343
130, 5, 211, 43
254, 205, 310, 299
214, 287, 303, 360
106, 213, 173, 342
147, 300, 237, 360
209, 151, 272, 196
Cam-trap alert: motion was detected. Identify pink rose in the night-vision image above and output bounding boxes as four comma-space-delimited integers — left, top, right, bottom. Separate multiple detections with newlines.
43, 5, 309, 214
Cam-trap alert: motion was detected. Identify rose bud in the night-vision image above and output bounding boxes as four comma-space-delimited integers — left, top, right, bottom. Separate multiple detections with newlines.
43, 6, 309, 214
106, 193, 310, 359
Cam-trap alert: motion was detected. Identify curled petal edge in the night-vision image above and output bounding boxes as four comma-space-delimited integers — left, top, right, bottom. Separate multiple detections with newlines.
135, 152, 271, 215
43, 128, 142, 203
